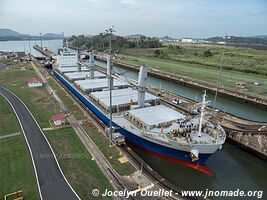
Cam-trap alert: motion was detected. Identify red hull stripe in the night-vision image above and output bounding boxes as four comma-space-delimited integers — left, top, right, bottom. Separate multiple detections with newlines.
127, 141, 214, 176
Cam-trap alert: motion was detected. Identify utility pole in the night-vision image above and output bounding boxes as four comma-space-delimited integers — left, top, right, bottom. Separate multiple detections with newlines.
40, 33, 44, 60
23, 39, 26, 54
105, 25, 116, 146
212, 33, 231, 116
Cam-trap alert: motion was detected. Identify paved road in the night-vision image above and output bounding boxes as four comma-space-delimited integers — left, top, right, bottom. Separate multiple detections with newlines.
0, 87, 80, 200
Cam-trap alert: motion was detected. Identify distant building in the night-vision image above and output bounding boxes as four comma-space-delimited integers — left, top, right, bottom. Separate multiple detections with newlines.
16, 51, 26, 58
197, 40, 211, 44
217, 41, 226, 45
49, 113, 66, 127
182, 38, 193, 43
27, 77, 43, 88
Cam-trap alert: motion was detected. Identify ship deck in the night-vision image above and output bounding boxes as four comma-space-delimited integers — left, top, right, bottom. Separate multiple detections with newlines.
65, 71, 106, 81
56, 68, 224, 146
56, 67, 90, 73
89, 88, 158, 111
74, 78, 128, 92
127, 105, 185, 127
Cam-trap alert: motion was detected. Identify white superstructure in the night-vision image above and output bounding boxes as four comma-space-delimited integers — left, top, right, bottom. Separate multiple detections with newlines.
54, 51, 78, 67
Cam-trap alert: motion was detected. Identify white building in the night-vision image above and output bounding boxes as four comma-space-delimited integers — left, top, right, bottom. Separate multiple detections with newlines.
217, 41, 226, 45
182, 38, 193, 43
27, 78, 43, 88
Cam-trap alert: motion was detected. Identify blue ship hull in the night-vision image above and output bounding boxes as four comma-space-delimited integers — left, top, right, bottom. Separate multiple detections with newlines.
53, 70, 213, 173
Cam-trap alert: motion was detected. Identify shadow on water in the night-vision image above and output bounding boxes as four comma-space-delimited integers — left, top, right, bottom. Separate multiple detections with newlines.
133, 143, 267, 200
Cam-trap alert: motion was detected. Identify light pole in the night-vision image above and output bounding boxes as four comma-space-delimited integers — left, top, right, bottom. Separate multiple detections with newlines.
28, 37, 31, 56
105, 25, 116, 146
40, 33, 43, 50
212, 33, 231, 116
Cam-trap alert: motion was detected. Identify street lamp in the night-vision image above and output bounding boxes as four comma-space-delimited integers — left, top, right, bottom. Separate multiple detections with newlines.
28, 37, 32, 56
105, 25, 116, 146
212, 33, 231, 115
39, 33, 43, 50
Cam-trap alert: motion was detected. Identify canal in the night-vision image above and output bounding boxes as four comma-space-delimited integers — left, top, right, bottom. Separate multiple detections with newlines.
95, 59, 267, 122
95, 59, 267, 199
1, 41, 266, 199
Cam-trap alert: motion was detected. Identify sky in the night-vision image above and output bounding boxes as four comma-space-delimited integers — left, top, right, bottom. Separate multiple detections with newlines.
0, 0, 267, 38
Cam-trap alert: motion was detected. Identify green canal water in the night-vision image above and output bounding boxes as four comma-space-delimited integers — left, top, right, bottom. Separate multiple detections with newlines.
95, 59, 267, 122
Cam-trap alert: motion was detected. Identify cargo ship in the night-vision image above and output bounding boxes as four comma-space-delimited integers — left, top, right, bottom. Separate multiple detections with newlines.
52, 48, 226, 175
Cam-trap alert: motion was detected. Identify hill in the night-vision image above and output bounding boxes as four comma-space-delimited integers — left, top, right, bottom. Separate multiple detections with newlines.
206, 35, 267, 45
0, 28, 24, 37
42, 33, 63, 39
249, 35, 267, 39
0, 28, 63, 41
127, 34, 146, 39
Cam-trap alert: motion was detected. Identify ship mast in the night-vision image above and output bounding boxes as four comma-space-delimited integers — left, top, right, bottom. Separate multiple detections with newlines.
89, 51, 95, 79
198, 90, 208, 137
65, 38, 69, 52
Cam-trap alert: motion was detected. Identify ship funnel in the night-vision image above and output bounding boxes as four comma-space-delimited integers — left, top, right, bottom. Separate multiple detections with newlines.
138, 65, 147, 108
89, 52, 95, 79
107, 55, 113, 89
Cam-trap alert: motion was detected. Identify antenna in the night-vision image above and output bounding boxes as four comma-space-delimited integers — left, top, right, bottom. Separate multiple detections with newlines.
23, 40, 26, 53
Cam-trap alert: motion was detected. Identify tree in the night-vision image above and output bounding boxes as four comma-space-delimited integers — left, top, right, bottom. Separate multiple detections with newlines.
154, 49, 161, 57
203, 50, 212, 57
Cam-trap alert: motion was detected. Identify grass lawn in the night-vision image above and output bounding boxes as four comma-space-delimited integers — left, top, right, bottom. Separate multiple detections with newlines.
0, 135, 39, 199
45, 127, 113, 200
82, 123, 136, 176
47, 78, 85, 120
0, 66, 61, 128
119, 54, 267, 98
0, 96, 20, 136
1, 60, 113, 199
121, 44, 267, 75
32, 60, 85, 121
